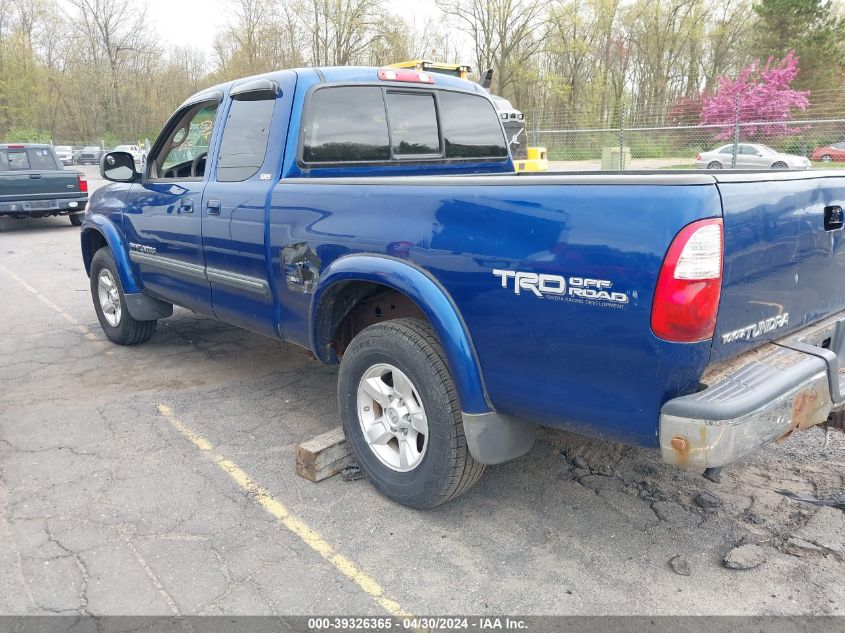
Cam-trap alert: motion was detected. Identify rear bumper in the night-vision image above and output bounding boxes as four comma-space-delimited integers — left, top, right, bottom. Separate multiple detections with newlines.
0, 197, 88, 215
660, 312, 845, 468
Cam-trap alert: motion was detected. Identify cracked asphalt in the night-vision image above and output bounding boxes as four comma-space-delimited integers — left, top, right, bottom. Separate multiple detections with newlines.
1, 209, 844, 617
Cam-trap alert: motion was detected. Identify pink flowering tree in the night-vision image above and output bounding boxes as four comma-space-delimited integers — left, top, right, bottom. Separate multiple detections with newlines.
700, 51, 810, 140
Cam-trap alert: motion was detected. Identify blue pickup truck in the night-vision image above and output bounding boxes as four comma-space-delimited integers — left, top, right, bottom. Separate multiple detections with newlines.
79, 66, 845, 508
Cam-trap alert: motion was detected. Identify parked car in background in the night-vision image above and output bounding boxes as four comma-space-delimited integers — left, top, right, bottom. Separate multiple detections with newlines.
54, 145, 73, 166
78, 146, 103, 165
0, 144, 87, 226
114, 144, 147, 166
811, 142, 845, 162
72, 147, 84, 164
696, 143, 811, 170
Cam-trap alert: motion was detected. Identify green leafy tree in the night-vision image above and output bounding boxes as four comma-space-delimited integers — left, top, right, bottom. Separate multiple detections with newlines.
752, 0, 845, 92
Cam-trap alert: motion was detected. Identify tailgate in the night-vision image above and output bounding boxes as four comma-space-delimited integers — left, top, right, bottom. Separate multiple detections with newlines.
712, 171, 845, 361
0, 171, 82, 201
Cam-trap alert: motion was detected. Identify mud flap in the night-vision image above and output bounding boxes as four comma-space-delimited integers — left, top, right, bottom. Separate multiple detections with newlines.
462, 411, 535, 465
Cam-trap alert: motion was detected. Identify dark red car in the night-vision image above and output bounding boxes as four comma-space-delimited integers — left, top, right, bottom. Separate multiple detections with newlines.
811, 141, 845, 162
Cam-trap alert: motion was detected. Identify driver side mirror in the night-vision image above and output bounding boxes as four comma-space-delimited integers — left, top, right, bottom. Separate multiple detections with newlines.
100, 151, 139, 182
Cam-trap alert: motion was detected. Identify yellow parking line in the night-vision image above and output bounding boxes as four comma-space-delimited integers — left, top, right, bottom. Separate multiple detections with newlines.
156, 403, 410, 617
1, 264, 409, 616
0, 265, 101, 343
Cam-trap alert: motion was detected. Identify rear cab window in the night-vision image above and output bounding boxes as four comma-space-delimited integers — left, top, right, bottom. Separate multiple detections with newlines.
0, 148, 58, 171
300, 84, 507, 167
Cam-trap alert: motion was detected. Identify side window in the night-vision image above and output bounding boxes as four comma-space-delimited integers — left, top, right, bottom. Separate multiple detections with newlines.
438, 91, 508, 159
303, 87, 389, 163
217, 98, 276, 182
385, 92, 439, 156
719, 146, 732, 154
151, 102, 219, 179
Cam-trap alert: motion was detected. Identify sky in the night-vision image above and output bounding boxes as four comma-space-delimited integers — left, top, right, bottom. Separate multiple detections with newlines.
143, 0, 445, 59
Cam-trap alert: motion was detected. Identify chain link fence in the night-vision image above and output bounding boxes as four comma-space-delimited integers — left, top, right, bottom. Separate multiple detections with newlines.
527, 91, 845, 170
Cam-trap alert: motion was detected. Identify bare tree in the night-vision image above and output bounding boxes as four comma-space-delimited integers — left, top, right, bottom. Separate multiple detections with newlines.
436, 0, 546, 98
65, 0, 153, 136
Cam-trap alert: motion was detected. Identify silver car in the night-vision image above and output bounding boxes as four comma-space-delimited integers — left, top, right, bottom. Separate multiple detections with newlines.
53, 145, 73, 166
696, 143, 811, 170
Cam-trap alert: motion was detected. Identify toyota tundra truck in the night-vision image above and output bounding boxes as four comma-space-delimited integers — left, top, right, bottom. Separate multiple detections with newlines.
79, 67, 845, 508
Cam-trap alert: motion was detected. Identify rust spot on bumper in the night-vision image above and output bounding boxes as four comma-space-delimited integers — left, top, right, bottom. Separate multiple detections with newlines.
791, 387, 828, 431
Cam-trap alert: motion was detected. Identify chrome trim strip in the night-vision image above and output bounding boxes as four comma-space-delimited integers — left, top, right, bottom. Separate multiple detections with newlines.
129, 252, 270, 296
206, 267, 270, 296
129, 251, 208, 281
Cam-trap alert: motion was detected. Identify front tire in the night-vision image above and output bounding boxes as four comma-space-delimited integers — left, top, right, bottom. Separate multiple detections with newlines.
338, 318, 484, 508
772, 161, 788, 169
89, 247, 157, 345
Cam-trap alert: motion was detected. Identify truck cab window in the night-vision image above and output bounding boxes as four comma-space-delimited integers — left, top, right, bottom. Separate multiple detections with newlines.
217, 98, 276, 182
303, 87, 389, 163
150, 102, 219, 180
439, 91, 508, 159
385, 92, 440, 156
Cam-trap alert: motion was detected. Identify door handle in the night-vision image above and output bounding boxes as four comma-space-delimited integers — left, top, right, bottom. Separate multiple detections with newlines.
179, 198, 194, 214
206, 199, 222, 215
29, 173, 42, 179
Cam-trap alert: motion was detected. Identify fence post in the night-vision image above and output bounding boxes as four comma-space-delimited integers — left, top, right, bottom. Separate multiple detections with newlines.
731, 92, 740, 169
619, 104, 625, 171
531, 110, 537, 148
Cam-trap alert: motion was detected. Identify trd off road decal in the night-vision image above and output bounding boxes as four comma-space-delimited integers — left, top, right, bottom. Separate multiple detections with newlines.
493, 269, 629, 308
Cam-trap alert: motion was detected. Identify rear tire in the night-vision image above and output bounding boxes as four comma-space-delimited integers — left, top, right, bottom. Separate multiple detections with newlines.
69, 214, 83, 227
821, 154, 833, 162
89, 247, 157, 345
707, 161, 722, 169
338, 318, 484, 509
772, 161, 788, 169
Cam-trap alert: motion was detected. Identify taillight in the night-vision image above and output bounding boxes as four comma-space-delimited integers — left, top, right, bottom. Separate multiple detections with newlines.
651, 218, 723, 342
377, 69, 435, 84
695, 153, 701, 161
78, 174, 88, 194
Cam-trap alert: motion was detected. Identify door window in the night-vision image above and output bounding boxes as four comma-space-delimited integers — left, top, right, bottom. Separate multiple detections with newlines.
216, 98, 276, 182
150, 102, 219, 179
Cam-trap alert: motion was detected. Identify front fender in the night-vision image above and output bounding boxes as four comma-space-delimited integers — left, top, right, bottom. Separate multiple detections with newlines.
80, 215, 141, 295
310, 254, 491, 415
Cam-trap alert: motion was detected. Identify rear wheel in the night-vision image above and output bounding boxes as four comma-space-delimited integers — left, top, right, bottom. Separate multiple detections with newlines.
338, 318, 484, 508
707, 161, 723, 169
89, 247, 157, 345
821, 154, 833, 162
772, 161, 788, 169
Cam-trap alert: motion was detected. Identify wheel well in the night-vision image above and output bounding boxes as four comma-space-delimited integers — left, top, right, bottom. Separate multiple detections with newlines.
81, 229, 107, 276
318, 281, 427, 361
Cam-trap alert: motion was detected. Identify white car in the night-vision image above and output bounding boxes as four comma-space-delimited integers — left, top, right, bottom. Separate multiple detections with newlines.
53, 145, 73, 166
696, 143, 811, 170
114, 144, 147, 166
